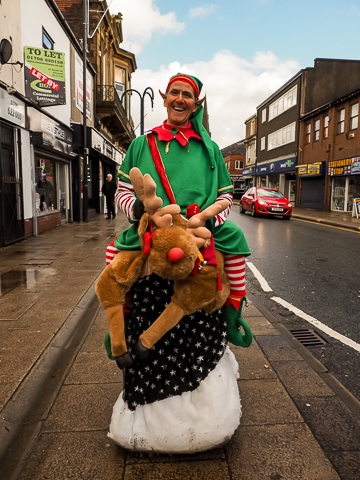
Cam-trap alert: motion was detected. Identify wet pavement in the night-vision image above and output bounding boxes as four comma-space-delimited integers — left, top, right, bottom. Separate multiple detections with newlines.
0, 208, 359, 479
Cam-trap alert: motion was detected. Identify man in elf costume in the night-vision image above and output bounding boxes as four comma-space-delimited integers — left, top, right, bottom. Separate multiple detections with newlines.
106, 73, 251, 347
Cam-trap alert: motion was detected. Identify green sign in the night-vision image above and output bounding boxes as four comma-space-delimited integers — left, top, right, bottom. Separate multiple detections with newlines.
24, 46, 65, 106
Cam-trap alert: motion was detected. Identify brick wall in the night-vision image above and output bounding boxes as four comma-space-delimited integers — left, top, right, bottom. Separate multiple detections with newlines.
24, 213, 62, 239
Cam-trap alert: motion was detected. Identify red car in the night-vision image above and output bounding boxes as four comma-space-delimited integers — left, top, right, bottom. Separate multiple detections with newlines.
239, 187, 292, 219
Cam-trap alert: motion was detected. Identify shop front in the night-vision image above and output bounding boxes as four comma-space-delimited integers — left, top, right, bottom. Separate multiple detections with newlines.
328, 157, 360, 212
0, 88, 26, 246
71, 125, 124, 219
296, 162, 326, 210
28, 108, 75, 235
255, 156, 297, 201
241, 166, 255, 191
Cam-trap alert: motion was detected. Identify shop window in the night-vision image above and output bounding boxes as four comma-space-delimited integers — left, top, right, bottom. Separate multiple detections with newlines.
323, 116, 329, 139
305, 123, 311, 143
337, 108, 345, 134
330, 176, 360, 212
36, 157, 56, 213
350, 103, 359, 130
331, 178, 345, 211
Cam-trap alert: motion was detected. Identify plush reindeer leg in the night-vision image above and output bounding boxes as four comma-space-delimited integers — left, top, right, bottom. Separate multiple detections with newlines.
95, 251, 146, 368
135, 302, 186, 358
135, 261, 229, 358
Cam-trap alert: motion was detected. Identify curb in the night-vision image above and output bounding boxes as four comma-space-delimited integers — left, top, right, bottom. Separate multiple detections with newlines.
292, 214, 360, 232
0, 282, 101, 480
250, 295, 360, 418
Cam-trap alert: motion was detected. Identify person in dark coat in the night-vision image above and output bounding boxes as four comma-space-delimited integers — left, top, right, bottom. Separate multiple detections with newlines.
102, 174, 117, 219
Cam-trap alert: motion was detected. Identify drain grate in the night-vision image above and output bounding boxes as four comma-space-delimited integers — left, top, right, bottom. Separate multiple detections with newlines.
289, 329, 329, 349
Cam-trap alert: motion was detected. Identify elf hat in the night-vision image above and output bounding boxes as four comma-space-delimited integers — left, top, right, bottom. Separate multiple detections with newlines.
165, 73, 203, 98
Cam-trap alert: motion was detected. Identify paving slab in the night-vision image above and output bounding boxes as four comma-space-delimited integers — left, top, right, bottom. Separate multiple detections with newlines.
226, 423, 340, 480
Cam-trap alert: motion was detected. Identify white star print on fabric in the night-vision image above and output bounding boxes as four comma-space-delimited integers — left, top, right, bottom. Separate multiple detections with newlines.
122, 274, 227, 410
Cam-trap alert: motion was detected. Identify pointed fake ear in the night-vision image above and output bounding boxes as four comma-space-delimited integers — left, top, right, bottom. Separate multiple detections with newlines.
195, 96, 206, 107
159, 90, 166, 100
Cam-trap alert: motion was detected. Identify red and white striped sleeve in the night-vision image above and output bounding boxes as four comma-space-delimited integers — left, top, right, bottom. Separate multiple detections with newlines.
214, 192, 233, 227
115, 180, 137, 221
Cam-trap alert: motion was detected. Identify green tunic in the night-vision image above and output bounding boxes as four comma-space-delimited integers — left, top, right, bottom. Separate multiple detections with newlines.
115, 133, 250, 256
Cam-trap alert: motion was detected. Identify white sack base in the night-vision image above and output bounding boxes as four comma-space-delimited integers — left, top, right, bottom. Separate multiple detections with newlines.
108, 347, 241, 454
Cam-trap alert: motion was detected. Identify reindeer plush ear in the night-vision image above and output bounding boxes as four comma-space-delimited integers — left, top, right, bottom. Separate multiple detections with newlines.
138, 213, 151, 241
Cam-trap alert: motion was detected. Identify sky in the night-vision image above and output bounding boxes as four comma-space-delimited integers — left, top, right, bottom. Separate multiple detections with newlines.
109, 0, 360, 149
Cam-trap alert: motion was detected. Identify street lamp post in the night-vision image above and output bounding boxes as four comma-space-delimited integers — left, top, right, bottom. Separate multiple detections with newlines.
82, 0, 89, 223
121, 87, 155, 135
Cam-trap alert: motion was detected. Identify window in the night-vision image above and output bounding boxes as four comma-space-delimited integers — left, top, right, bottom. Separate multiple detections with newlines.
235, 160, 244, 169
350, 103, 359, 130
261, 109, 266, 123
115, 67, 126, 101
35, 157, 56, 213
261, 136, 266, 150
268, 85, 297, 121
305, 123, 311, 143
250, 118, 256, 135
267, 122, 296, 150
323, 116, 329, 139
314, 119, 320, 141
42, 28, 54, 50
337, 108, 345, 134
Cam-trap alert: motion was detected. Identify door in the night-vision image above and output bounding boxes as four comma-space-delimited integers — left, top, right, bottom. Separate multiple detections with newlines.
57, 161, 69, 222
0, 122, 24, 246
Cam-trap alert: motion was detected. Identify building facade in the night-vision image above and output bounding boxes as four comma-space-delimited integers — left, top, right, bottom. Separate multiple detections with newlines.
0, 0, 137, 247
298, 89, 360, 211
242, 113, 257, 192
256, 58, 360, 210
221, 141, 246, 199
56, 0, 137, 220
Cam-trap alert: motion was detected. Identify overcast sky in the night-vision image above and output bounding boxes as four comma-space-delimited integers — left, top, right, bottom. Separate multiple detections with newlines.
109, 0, 360, 149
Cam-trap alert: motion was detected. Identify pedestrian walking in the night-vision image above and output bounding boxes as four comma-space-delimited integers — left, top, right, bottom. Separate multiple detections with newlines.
102, 173, 117, 219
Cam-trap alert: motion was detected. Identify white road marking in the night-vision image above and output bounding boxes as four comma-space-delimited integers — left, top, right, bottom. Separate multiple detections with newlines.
271, 296, 360, 353
246, 262, 273, 292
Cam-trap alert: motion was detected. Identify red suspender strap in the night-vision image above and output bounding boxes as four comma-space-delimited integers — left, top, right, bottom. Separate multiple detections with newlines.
146, 133, 177, 205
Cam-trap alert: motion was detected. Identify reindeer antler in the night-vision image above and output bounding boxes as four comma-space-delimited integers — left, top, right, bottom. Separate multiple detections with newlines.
129, 167, 180, 228
186, 200, 230, 228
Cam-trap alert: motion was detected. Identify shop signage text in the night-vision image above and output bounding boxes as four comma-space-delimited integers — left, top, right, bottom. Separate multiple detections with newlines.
0, 88, 25, 128
256, 156, 297, 175
328, 157, 360, 176
297, 162, 325, 177
24, 46, 65, 106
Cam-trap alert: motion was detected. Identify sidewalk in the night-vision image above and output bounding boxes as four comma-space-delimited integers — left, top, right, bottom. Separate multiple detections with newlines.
0, 209, 359, 479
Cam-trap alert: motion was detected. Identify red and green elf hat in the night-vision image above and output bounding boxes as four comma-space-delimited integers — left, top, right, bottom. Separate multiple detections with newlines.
166, 73, 203, 98
165, 72, 216, 169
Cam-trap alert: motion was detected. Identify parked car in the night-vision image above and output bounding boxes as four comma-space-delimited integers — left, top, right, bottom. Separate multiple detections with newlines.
239, 187, 292, 219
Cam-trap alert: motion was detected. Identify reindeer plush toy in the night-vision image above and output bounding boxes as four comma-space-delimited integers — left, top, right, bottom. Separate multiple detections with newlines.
95, 168, 249, 368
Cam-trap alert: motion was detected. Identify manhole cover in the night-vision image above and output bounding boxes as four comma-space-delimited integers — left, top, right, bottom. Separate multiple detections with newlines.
289, 329, 329, 348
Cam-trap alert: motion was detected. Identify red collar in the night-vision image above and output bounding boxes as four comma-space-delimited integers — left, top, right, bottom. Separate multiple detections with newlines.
151, 121, 202, 147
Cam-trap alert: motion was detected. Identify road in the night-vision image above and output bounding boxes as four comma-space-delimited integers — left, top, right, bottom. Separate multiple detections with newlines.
228, 207, 360, 402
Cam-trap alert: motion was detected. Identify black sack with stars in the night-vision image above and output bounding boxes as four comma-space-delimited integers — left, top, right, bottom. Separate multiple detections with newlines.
122, 274, 227, 410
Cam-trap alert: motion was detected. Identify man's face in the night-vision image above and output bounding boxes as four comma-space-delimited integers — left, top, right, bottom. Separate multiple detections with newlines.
164, 81, 198, 127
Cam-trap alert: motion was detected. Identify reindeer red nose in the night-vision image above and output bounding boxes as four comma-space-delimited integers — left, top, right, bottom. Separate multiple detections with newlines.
167, 247, 185, 263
